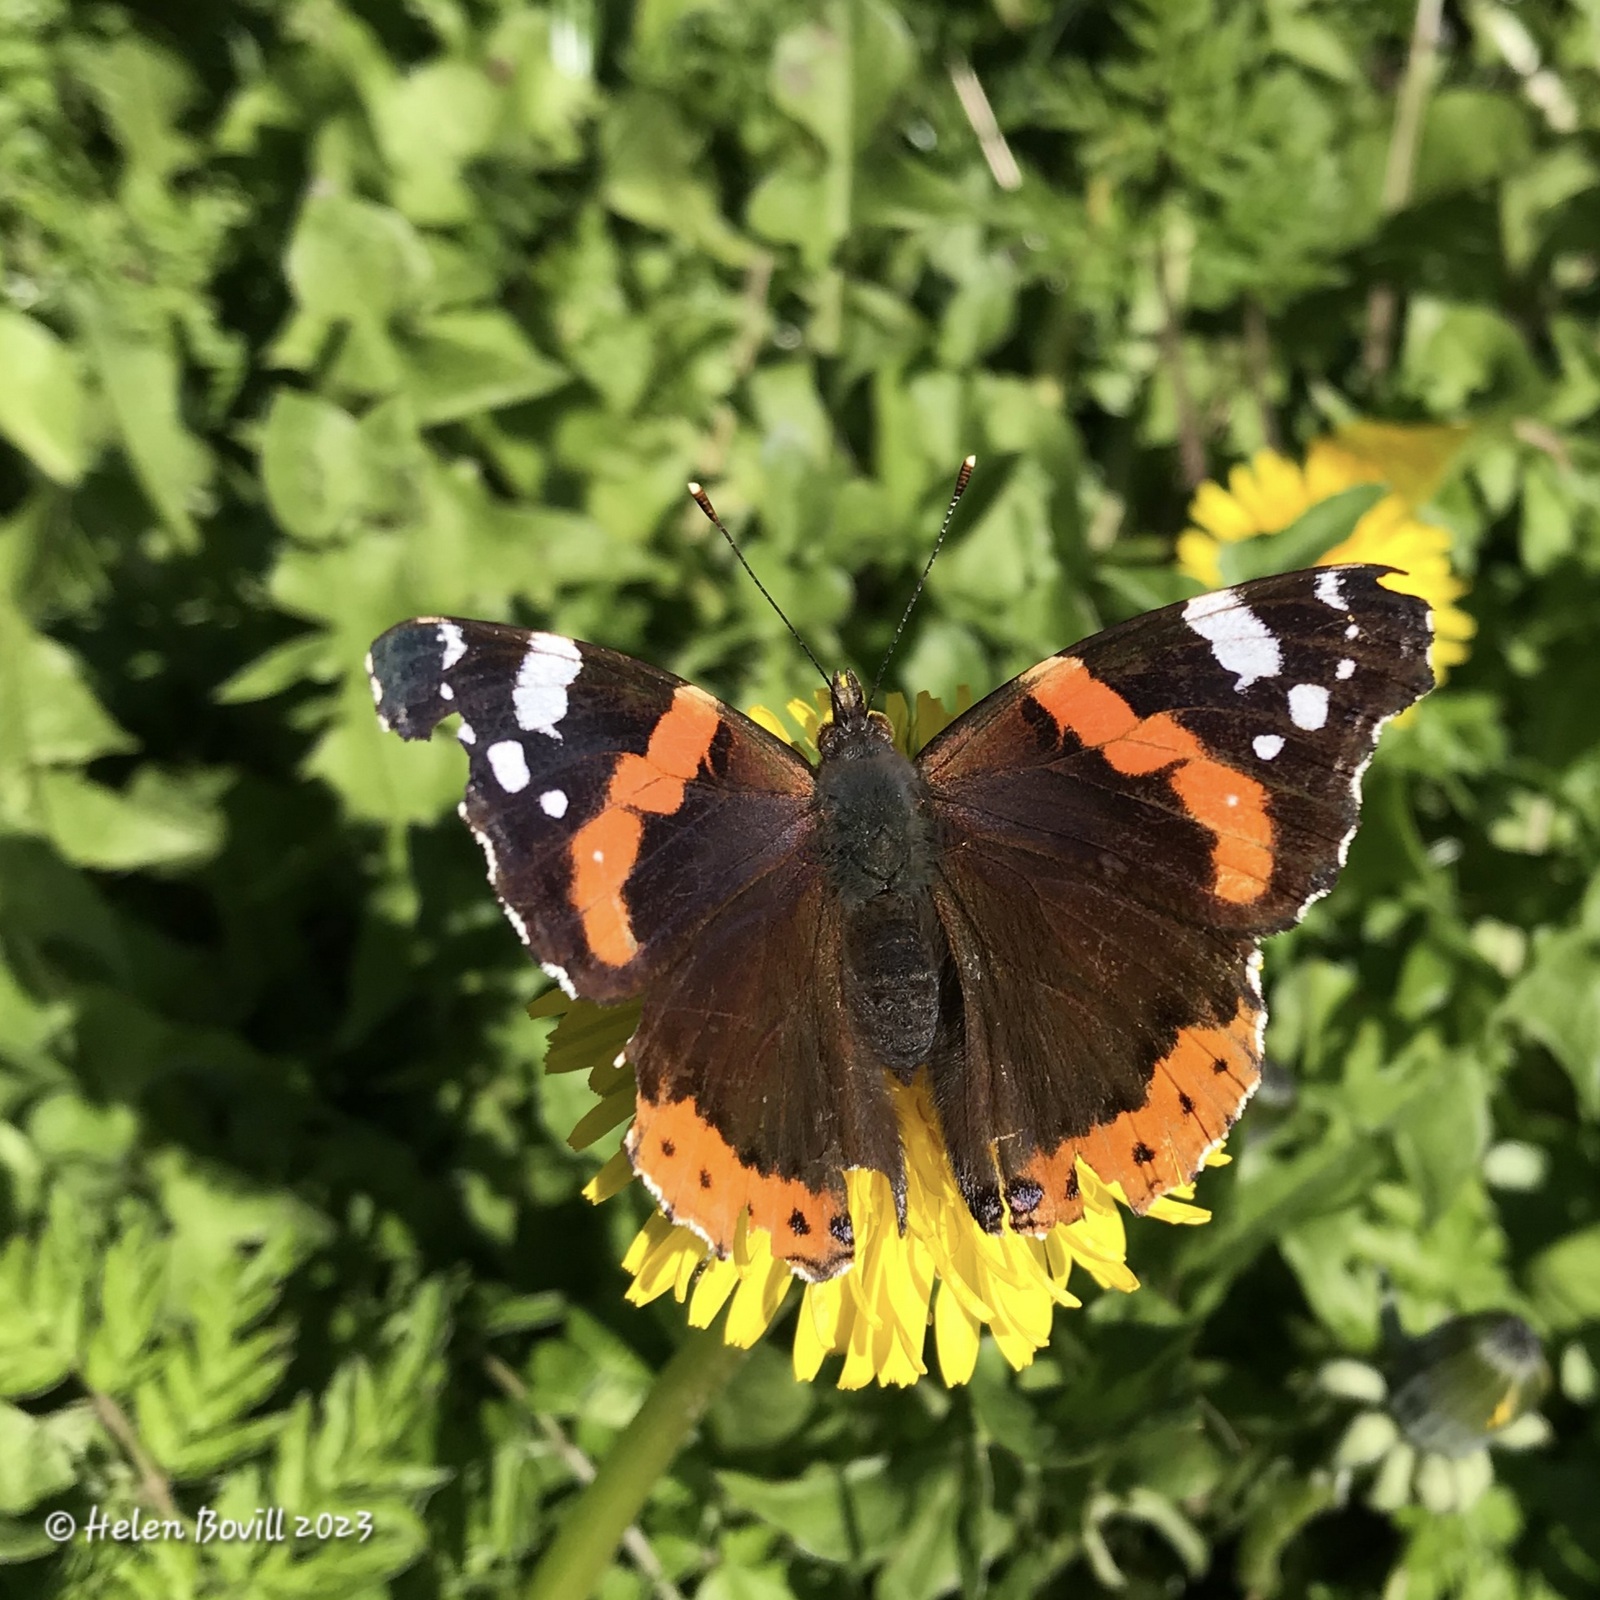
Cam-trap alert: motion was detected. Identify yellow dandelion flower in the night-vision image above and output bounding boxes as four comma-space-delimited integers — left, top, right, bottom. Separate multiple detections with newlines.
539, 689, 1225, 1389
1176, 422, 1475, 681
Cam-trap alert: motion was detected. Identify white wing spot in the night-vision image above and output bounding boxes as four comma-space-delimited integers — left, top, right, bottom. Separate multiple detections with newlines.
458, 720, 477, 745
1336, 658, 1356, 680
1183, 590, 1282, 691
1345, 623, 1360, 640
1289, 683, 1330, 731
1315, 570, 1347, 610
541, 962, 579, 999
514, 635, 582, 740
592, 849, 604, 864
487, 739, 531, 792
438, 622, 467, 670
1225, 792, 1238, 807
539, 788, 568, 819
1253, 734, 1285, 761
439, 683, 454, 700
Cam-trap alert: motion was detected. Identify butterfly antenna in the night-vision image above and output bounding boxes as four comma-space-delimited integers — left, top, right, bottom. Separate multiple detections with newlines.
688, 482, 830, 686
867, 455, 976, 707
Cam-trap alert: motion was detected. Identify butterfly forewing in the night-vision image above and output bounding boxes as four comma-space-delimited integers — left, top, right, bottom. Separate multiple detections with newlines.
368, 618, 813, 1002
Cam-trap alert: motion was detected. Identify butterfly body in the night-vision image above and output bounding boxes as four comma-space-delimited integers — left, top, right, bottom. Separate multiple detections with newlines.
814, 671, 946, 1077
369, 566, 1434, 1282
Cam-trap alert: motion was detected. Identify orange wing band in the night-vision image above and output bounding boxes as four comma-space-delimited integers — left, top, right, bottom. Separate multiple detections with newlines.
571, 686, 721, 967
1023, 657, 1274, 905
1008, 993, 1262, 1232
628, 1092, 853, 1282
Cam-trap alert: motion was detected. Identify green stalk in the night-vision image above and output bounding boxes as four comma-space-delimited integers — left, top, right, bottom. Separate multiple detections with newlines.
1363, 0, 1445, 375
525, 1332, 749, 1600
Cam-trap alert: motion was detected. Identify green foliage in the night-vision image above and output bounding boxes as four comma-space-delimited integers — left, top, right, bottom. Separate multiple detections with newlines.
0, 0, 1598, 1596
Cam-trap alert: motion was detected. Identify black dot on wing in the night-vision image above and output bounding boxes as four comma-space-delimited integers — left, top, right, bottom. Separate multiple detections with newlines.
1064, 1167, 1080, 1202
660, 1138, 676, 1157
1178, 1092, 1195, 1115
1212, 1057, 1230, 1075
788, 1208, 810, 1236
1132, 1141, 1156, 1166
1005, 1177, 1044, 1215
699, 1169, 712, 1189
829, 1214, 853, 1246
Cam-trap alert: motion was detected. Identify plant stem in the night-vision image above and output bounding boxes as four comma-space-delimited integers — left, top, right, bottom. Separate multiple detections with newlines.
523, 1332, 749, 1600
486, 1355, 685, 1600
87, 1386, 179, 1521
1363, 0, 1444, 378
1242, 299, 1281, 453
1155, 236, 1206, 490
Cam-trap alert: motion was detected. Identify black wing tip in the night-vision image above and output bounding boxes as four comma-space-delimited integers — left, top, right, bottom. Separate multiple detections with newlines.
368, 616, 461, 741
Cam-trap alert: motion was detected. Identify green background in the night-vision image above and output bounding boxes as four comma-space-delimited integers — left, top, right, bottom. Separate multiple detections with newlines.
2, 0, 1599, 1595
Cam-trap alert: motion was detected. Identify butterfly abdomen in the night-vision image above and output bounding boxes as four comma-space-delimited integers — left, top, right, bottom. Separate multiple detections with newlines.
816, 732, 946, 1075
840, 891, 944, 1076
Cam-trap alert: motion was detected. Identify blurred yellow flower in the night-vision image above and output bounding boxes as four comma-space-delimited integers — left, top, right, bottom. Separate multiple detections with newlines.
544, 689, 1224, 1389
1176, 422, 1475, 681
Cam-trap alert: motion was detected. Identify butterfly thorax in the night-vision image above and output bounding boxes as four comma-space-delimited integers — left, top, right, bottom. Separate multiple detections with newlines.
815, 670, 945, 1076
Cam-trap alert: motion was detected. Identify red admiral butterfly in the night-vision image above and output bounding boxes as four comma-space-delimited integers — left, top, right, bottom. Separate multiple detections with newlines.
369, 560, 1431, 1282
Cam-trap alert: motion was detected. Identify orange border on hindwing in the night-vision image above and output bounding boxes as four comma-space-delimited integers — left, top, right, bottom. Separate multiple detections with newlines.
1007, 993, 1262, 1232
628, 1092, 854, 1282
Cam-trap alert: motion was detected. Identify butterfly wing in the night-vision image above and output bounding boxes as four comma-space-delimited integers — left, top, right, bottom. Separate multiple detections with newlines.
369, 617, 814, 1000
624, 846, 904, 1281
368, 617, 892, 1279
916, 566, 1434, 1231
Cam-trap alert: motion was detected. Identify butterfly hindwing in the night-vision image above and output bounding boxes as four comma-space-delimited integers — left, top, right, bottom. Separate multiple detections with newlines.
917, 566, 1433, 1231
626, 848, 906, 1282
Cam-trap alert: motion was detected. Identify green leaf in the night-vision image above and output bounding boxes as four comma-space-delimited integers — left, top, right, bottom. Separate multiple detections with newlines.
1519, 456, 1576, 575
1499, 928, 1600, 1115
602, 93, 752, 267
0, 1402, 77, 1514
82, 307, 210, 547
0, 312, 91, 484
717, 1458, 906, 1565
877, 1465, 962, 1600
83, 1217, 168, 1392
1413, 90, 1532, 204
31, 767, 225, 872
1216, 483, 1387, 585
260, 390, 367, 542
709, 1346, 814, 1453
74, 33, 198, 179
1528, 1225, 1600, 1332
284, 193, 434, 326
371, 59, 502, 225
1394, 1055, 1490, 1225
700, 1564, 799, 1600
1502, 147, 1599, 273
403, 311, 568, 426
1401, 299, 1544, 413
214, 632, 336, 703
0, 614, 135, 769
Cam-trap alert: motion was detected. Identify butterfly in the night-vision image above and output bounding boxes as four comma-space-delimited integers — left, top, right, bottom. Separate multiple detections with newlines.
368, 564, 1432, 1281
